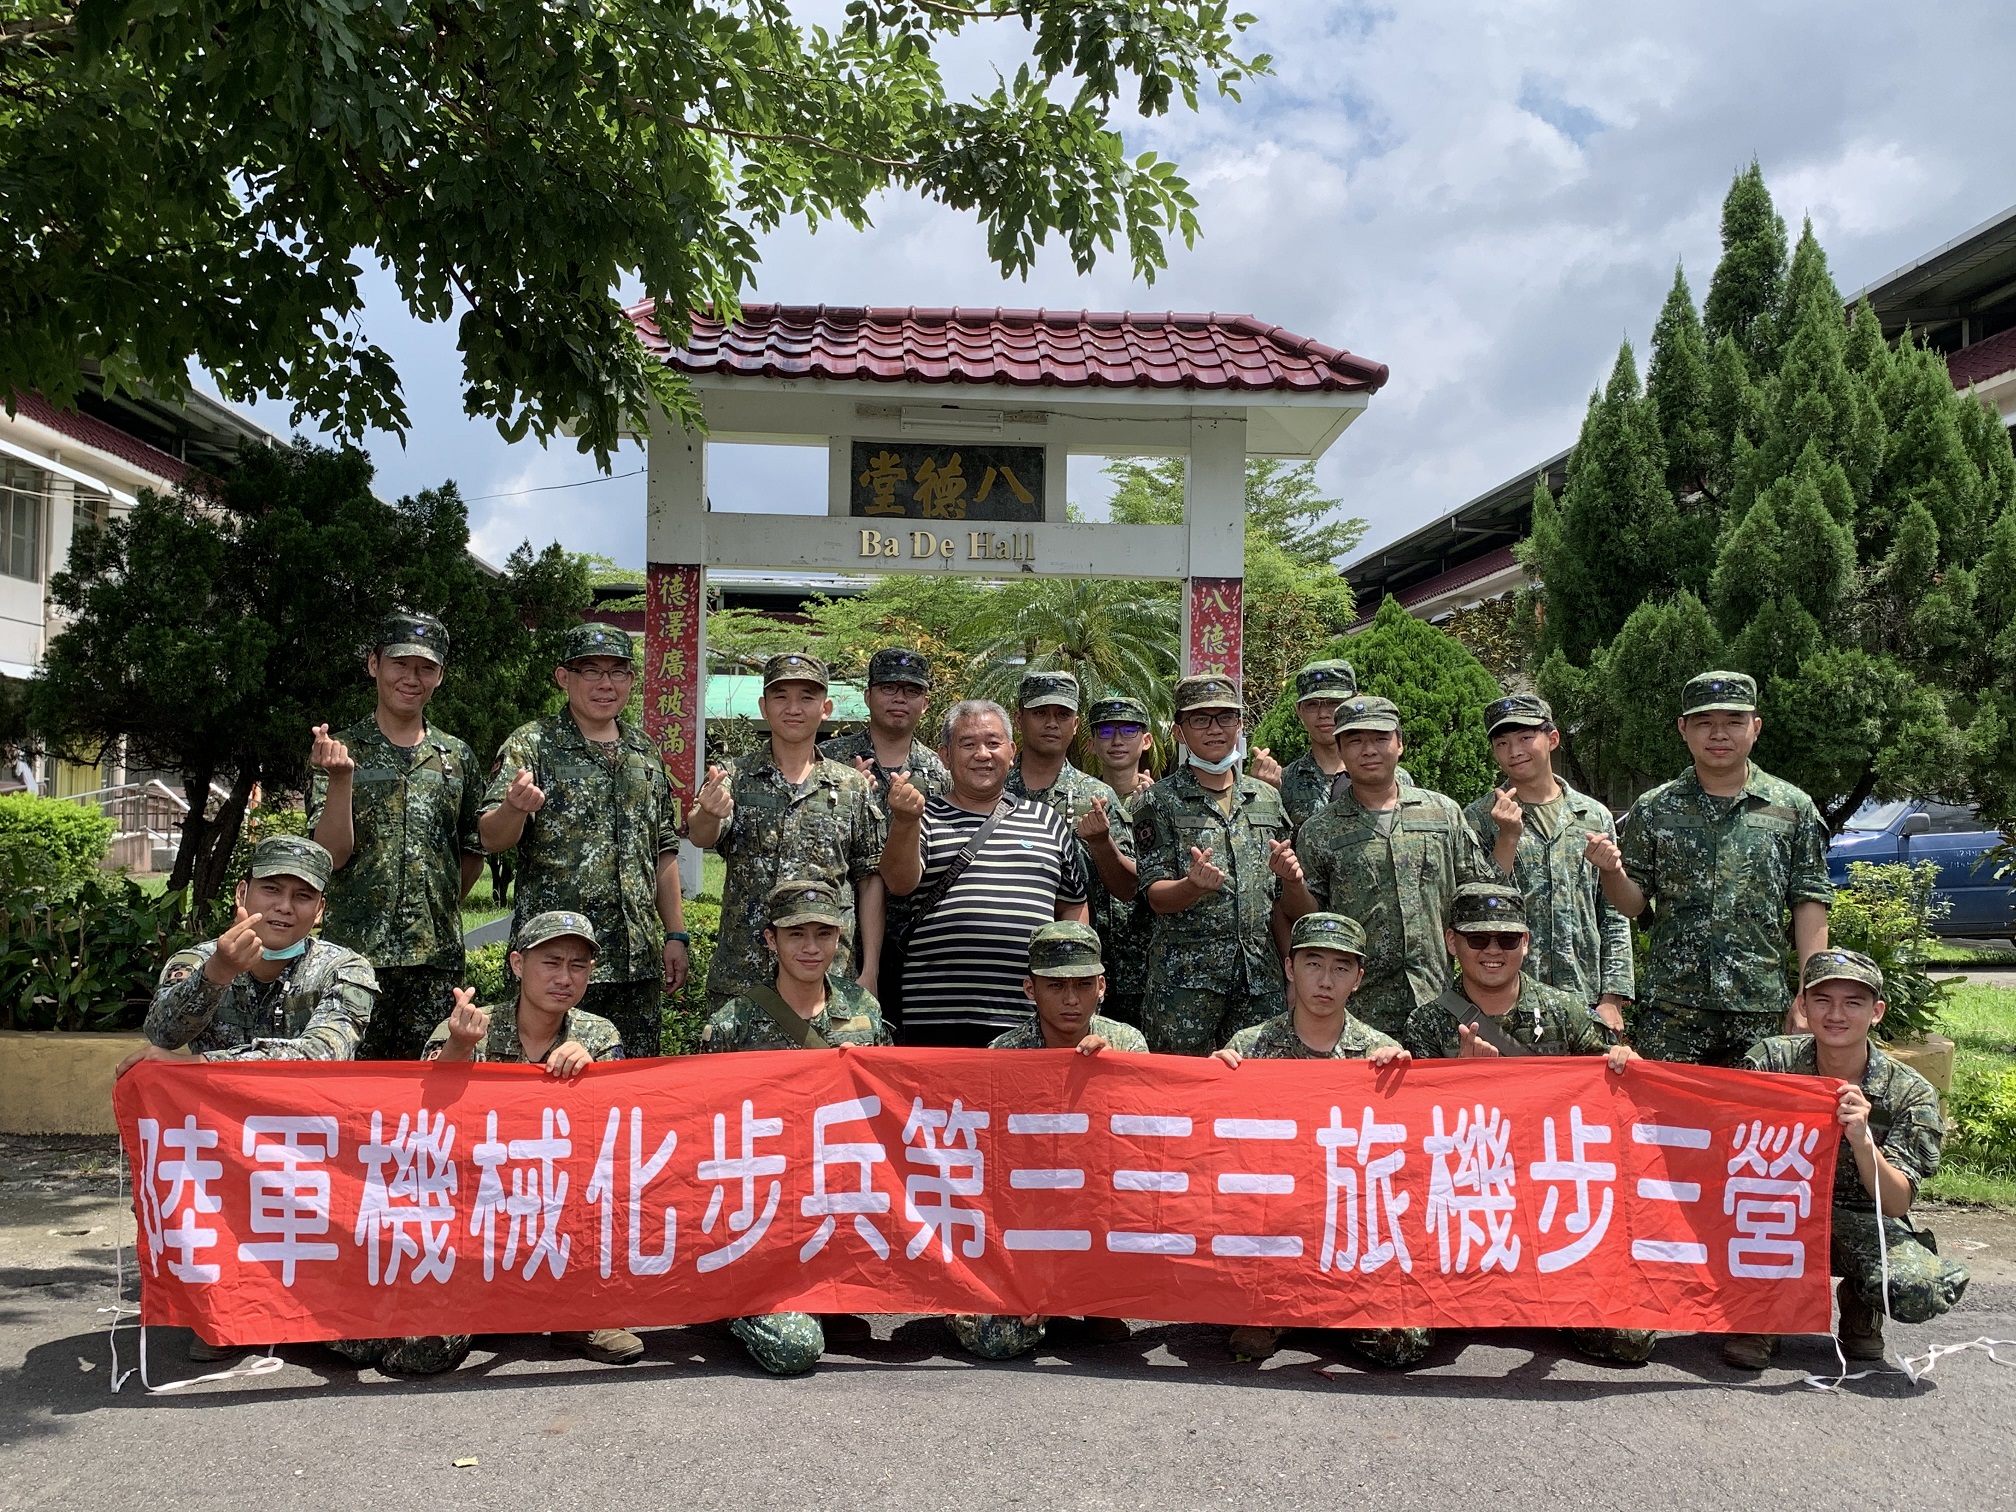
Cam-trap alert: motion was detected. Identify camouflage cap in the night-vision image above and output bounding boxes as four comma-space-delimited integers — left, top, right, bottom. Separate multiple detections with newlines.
1332, 694, 1401, 734
513, 910, 601, 954
1027, 919, 1104, 977
1802, 947, 1884, 995
373, 609, 449, 666
560, 622, 634, 665
1451, 882, 1529, 932
1086, 695, 1150, 727
1173, 673, 1241, 714
1484, 692, 1553, 737
248, 834, 333, 892
867, 648, 931, 688
767, 878, 846, 929
1288, 912, 1368, 958
1681, 669, 1758, 716
1018, 670, 1081, 712
762, 651, 830, 690
1294, 659, 1359, 703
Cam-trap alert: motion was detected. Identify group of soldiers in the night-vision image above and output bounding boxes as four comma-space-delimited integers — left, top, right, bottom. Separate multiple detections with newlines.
119, 610, 1969, 1378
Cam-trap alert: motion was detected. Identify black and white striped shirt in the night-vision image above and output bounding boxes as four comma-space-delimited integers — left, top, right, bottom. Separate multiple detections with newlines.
900, 795, 1088, 1031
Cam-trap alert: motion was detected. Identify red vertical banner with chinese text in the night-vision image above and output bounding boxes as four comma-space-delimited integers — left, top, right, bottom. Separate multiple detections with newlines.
644, 563, 704, 824
1185, 576, 1243, 684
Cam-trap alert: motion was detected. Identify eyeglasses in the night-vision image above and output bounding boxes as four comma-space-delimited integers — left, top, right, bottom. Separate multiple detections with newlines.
566, 665, 636, 684
1456, 931, 1526, 951
1180, 711, 1241, 731
1093, 723, 1146, 739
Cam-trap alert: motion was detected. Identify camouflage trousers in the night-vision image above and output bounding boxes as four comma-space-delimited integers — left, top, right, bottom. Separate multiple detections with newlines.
1143, 983, 1285, 1057
1100, 986, 1144, 1029
1630, 1003, 1782, 1068
951, 1314, 1047, 1360
1340, 979, 1422, 1041
327, 1335, 472, 1375
1566, 1328, 1658, 1362
359, 966, 459, 1062
1834, 1209, 1969, 1324
1344, 1327, 1436, 1368
582, 978, 666, 1061
731, 1312, 825, 1375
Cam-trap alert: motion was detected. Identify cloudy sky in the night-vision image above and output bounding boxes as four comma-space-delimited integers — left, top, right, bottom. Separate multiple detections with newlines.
229, 0, 2016, 571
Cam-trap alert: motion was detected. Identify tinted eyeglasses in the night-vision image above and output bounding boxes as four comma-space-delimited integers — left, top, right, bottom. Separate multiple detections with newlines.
1456, 930, 1526, 951
1093, 722, 1146, 739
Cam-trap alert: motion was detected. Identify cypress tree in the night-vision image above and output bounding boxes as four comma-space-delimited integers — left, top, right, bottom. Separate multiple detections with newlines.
1703, 162, 1788, 373
1647, 264, 1716, 498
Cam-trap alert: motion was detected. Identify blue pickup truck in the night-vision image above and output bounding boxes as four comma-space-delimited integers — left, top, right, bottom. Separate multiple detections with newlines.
1828, 799, 2013, 938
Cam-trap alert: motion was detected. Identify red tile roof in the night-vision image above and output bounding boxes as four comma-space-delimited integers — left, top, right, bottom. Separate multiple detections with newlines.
1948, 327, 2016, 390
8, 391, 192, 487
628, 303, 1389, 394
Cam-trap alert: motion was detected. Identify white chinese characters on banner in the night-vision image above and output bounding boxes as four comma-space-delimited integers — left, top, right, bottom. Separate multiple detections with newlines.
587, 1108, 678, 1279
800, 1097, 893, 1262
1724, 1120, 1821, 1279
1316, 1106, 1412, 1275
136, 1115, 224, 1284
469, 1107, 573, 1281
903, 1098, 989, 1261
696, 1100, 785, 1273
1424, 1104, 1520, 1274
239, 1115, 341, 1286
1529, 1107, 1615, 1274
354, 1107, 458, 1286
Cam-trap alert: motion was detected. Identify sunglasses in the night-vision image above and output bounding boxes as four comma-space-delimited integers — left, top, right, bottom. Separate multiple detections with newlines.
1456, 930, 1526, 951
1093, 723, 1146, 739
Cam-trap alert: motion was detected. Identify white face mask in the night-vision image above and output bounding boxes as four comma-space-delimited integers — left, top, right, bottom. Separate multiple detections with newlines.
1185, 744, 1244, 775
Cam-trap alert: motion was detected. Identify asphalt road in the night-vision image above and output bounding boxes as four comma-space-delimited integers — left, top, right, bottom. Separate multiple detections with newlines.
5, 1135, 2015, 1512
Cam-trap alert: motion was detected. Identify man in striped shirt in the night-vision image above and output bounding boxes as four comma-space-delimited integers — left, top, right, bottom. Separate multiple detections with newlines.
880, 699, 1089, 1046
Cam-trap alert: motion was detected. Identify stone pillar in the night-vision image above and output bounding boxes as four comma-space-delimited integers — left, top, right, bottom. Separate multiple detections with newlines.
644, 415, 708, 894
1181, 417, 1246, 682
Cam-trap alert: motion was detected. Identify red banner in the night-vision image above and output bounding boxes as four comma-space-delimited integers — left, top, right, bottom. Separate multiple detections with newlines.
1184, 575, 1243, 682
116, 1053, 1839, 1343
643, 561, 704, 817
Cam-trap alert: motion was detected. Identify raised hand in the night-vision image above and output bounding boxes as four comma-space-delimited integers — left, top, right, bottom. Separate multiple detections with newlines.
504, 767, 547, 814
1456, 1023, 1503, 1059
205, 904, 267, 983
1489, 784, 1523, 834
885, 771, 926, 821
1267, 839, 1303, 884
309, 723, 354, 774
1186, 845, 1225, 893
1583, 830, 1623, 876
695, 764, 734, 820
445, 987, 489, 1049
850, 755, 878, 779
1077, 797, 1111, 844
1249, 747, 1283, 787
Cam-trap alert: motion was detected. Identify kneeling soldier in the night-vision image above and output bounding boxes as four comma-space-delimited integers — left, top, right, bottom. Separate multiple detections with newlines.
414, 910, 635, 1369
1403, 883, 1655, 1365
954, 922, 1145, 1361
702, 879, 891, 1375
1212, 913, 1430, 1370
1723, 949, 1969, 1371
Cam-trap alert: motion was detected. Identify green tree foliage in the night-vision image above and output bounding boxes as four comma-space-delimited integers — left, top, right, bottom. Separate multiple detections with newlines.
0, 793, 114, 895
28, 441, 588, 910
1252, 596, 1500, 804
1528, 164, 2016, 827
1, 0, 1263, 464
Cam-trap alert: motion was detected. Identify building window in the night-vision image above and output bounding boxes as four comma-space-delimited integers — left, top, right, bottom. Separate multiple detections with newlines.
1, 459, 45, 582
72, 486, 110, 541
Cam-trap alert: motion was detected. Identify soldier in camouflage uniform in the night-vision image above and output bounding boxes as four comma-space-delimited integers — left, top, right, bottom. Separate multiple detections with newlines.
1464, 694, 1633, 1032
819, 647, 952, 801
957, 922, 1145, 1360
1255, 659, 1358, 837
308, 610, 483, 1060
1213, 913, 1431, 1370
478, 623, 689, 1061
1279, 695, 1493, 1039
1132, 674, 1292, 1055
1008, 672, 1138, 1012
689, 652, 885, 1011
1588, 671, 1833, 1067
1725, 949, 1969, 1370
701, 880, 890, 1374
1402, 885, 1655, 1365
1083, 695, 1156, 1024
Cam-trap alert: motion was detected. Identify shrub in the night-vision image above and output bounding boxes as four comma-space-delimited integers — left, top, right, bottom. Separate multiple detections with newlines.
1946, 1066, 2016, 1179
1826, 860, 1951, 1042
0, 866, 196, 1031
0, 794, 115, 896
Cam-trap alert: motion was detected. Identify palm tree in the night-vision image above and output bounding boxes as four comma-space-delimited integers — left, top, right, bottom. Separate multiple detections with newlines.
964, 576, 1181, 734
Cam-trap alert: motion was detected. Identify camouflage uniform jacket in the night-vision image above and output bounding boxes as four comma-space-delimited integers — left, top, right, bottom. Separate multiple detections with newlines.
1402, 976, 1610, 1060
145, 937, 376, 1060
706, 752, 885, 1002
422, 1004, 626, 1063
1278, 752, 1341, 839
1223, 1010, 1398, 1060
1619, 763, 1833, 1016
1094, 782, 1153, 1007
819, 728, 952, 803
1009, 758, 1134, 969
700, 976, 891, 1052
1297, 785, 1494, 1032
1464, 782, 1634, 1004
1131, 767, 1290, 995
1744, 1036, 1945, 1210
307, 717, 482, 972
482, 715, 679, 985
989, 1014, 1149, 1052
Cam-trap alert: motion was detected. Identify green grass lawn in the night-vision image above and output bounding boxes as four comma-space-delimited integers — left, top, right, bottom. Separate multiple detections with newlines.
1921, 980, 2016, 1206
1925, 938, 2016, 967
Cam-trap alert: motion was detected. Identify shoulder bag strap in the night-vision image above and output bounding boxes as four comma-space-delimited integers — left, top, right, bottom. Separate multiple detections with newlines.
1453, 998, 1533, 1057
746, 985, 832, 1049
